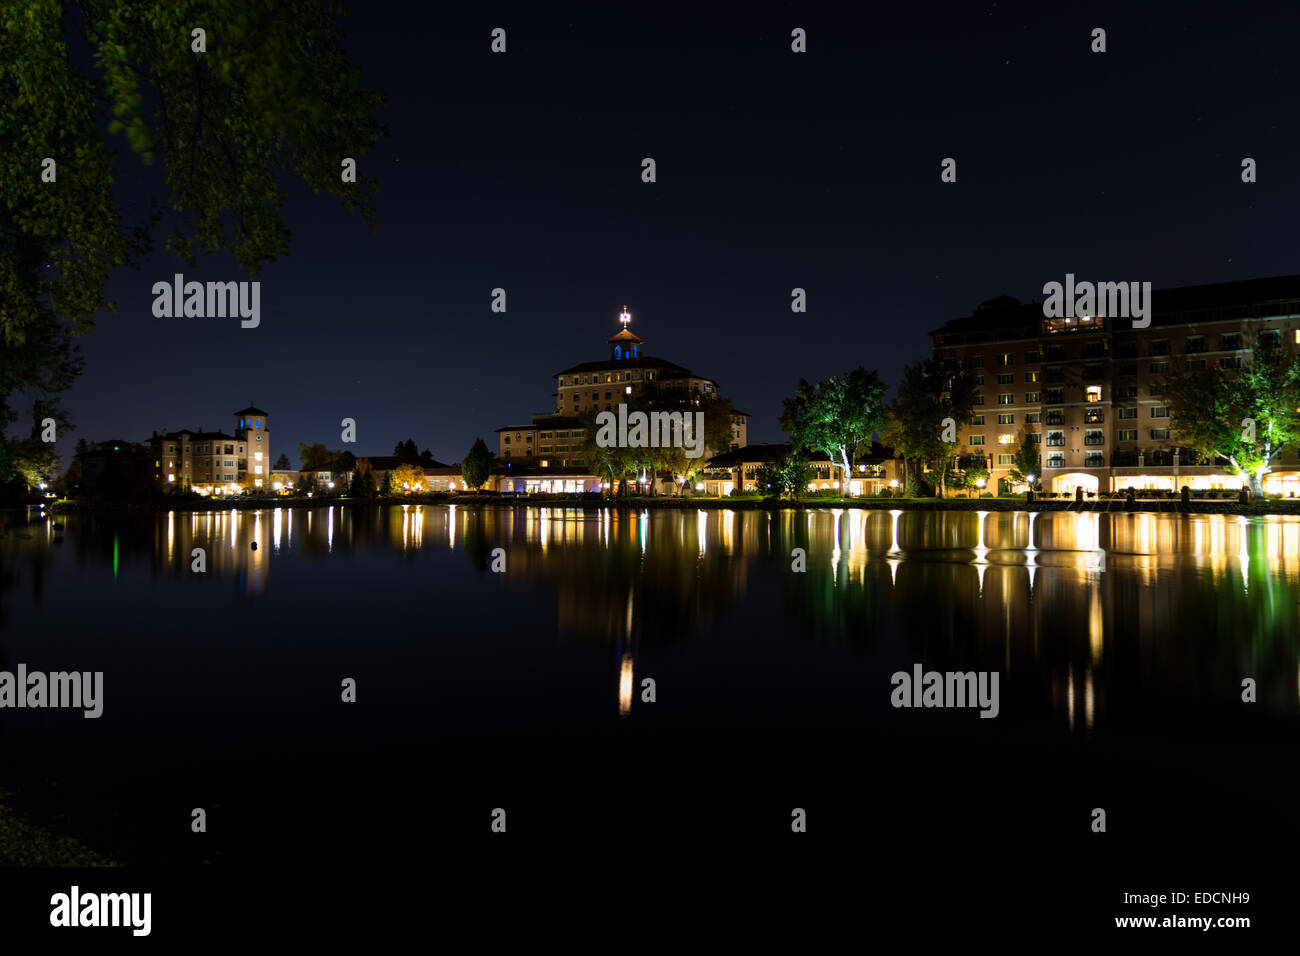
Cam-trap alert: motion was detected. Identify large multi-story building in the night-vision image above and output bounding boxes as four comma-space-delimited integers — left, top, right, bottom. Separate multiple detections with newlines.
496, 309, 749, 479
929, 275, 1300, 495
149, 403, 272, 494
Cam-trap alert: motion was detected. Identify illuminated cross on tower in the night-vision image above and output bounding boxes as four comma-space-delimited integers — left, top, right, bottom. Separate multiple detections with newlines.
609, 306, 642, 361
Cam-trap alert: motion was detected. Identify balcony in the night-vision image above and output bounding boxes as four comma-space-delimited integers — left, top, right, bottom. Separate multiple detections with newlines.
1084, 435, 1105, 446
1084, 410, 1105, 424
1083, 454, 1105, 467
1046, 437, 1065, 447
1043, 315, 1106, 334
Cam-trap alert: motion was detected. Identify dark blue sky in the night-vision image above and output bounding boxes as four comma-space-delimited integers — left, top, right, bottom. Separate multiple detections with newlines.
62, 0, 1300, 466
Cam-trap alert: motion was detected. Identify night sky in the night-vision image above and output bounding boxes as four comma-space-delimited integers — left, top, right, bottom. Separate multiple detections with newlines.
63, 1, 1300, 466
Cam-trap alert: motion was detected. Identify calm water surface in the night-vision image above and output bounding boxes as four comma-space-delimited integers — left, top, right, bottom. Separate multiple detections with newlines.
1, 504, 1297, 867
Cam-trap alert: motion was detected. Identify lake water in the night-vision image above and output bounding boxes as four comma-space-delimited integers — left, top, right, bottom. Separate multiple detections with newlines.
1, 503, 1297, 876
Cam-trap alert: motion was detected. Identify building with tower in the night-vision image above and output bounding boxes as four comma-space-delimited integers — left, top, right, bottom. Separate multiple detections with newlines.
147, 402, 272, 494
496, 308, 749, 478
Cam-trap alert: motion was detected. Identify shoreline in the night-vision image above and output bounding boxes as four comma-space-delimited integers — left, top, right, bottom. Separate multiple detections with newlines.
34, 494, 1300, 517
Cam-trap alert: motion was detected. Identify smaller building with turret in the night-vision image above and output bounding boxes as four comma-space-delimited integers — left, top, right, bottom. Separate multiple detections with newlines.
147, 402, 272, 494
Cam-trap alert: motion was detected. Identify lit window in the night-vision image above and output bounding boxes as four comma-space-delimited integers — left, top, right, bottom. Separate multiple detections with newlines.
999, 434, 1015, 445
1086, 385, 1102, 402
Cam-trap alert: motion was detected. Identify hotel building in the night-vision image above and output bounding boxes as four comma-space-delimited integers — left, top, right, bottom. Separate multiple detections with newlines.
149, 403, 271, 494
495, 309, 749, 492
929, 275, 1300, 495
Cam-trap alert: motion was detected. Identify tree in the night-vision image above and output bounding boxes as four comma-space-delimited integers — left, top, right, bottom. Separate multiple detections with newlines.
756, 452, 813, 500
350, 458, 375, 498
461, 438, 494, 491
0, 311, 83, 488
780, 368, 886, 497
60, 438, 91, 497
332, 450, 356, 476
377, 469, 392, 497
298, 443, 336, 470
390, 463, 426, 493
273, 453, 291, 470
580, 408, 637, 496
420, 448, 435, 465
881, 359, 977, 498
1163, 339, 1300, 495
1008, 432, 1041, 489
953, 461, 989, 497
394, 439, 419, 456
1, 2, 386, 474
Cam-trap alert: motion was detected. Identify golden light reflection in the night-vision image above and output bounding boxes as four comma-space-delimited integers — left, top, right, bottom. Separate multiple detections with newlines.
1067, 663, 1075, 732
619, 654, 634, 717
1088, 585, 1103, 665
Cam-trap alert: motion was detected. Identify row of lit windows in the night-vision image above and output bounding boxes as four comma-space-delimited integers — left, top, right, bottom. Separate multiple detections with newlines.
559, 371, 657, 386
165, 441, 255, 454
960, 330, 1284, 366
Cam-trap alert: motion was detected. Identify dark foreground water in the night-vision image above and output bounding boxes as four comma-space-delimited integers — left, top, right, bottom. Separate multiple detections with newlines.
1, 503, 1297, 917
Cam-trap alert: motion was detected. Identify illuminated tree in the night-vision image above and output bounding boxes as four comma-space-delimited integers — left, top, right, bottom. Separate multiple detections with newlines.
390, 463, 426, 493
1163, 339, 1300, 496
780, 368, 886, 497
881, 359, 977, 498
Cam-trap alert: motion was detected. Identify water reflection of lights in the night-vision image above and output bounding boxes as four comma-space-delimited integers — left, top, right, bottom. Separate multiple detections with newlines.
697, 510, 707, 555
448, 504, 456, 549
327, 506, 333, 552
229, 508, 237, 548
1067, 663, 1075, 732
888, 509, 902, 554
619, 654, 634, 717
973, 510, 989, 564
1066, 664, 1097, 732
1238, 516, 1250, 592
831, 509, 844, 581
640, 509, 648, 556
1025, 511, 1038, 553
